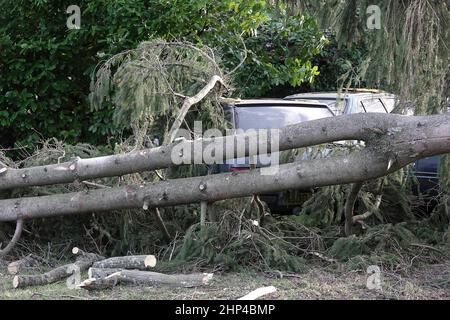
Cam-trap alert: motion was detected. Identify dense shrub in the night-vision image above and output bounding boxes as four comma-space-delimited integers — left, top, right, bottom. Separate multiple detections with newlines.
0, 0, 325, 152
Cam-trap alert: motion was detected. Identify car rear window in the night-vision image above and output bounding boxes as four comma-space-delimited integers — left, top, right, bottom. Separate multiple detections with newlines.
360, 98, 387, 113
234, 105, 334, 130
284, 97, 347, 115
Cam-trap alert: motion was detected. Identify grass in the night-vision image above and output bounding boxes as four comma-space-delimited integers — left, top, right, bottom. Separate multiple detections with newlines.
1, 262, 449, 300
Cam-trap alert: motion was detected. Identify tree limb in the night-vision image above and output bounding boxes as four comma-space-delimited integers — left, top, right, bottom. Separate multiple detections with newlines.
0, 113, 446, 191
0, 219, 23, 258
345, 182, 363, 236
165, 75, 226, 144
0, 114, 448, 223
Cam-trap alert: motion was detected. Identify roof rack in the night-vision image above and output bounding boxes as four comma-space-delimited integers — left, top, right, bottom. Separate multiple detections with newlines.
344, 88, 384, 93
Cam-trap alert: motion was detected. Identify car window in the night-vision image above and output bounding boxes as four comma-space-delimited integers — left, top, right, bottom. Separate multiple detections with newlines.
284, 97, 347, 115
227, 105, 334, 167
234, 105, 334, 130
360, 98, 387, 113
382, 98, 397, 113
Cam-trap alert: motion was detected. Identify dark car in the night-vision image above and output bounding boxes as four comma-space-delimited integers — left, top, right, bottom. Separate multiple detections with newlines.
412, 156, 441, 197
217, 99, 335, 213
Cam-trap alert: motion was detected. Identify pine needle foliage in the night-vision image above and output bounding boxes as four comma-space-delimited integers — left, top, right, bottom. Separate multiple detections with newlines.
89, 40, 228, 138
279, 0, 449, 114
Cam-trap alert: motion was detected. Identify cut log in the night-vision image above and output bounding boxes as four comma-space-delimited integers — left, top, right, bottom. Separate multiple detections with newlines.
0, 113, 446, 193
92, 255, 156, 270
7, 254, 42, 275
88, 267, 122, 279
238, 286, 277, 300
78, 273, 120, 291
71, 247, 84, 255
0, 114, 448, 225
1, 113, 449, 224
86, 268, 213, 288
13, 251, 103, 289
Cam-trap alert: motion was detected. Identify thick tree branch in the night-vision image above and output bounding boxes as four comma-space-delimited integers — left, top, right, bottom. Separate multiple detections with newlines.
345, 182, 363, 236
0, 113, 445, 191
353, 194, 382, 223
0, 112, 448, 222
0, 219, 23, 258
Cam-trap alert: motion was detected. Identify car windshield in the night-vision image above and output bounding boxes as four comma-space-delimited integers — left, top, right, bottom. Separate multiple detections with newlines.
234, 105, 334, 130
227, 105, 333, 167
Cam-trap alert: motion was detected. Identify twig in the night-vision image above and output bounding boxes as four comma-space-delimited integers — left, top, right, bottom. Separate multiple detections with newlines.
227, 34, 248, 75
153, 208, 172, 242
82, 181, 111, 189
409, 243, 445, 254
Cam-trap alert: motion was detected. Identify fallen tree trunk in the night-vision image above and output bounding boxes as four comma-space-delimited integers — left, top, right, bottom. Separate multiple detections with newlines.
0, 113, 441, 191
0, 114, 448, 223
92, 255, 156, 270
83, 268, 213, 288
88, 267, 123, 279
12, 251, 103, 289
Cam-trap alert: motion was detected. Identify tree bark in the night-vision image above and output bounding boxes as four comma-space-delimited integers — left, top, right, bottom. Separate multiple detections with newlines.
78, 273, 119, 290
86, 267, 213, 288
92, 255, 156, 270
88, 267, 123, 279
12, 251, 103, 289
0, 113, 443, 191
0, 114, 448, 222
344, 182, 363, 236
